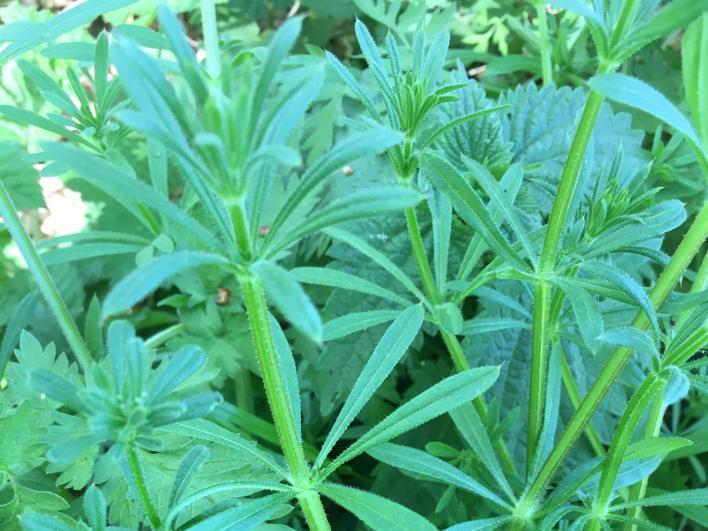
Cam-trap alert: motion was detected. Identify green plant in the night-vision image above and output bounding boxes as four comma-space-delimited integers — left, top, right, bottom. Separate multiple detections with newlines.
0, 0, 706, 530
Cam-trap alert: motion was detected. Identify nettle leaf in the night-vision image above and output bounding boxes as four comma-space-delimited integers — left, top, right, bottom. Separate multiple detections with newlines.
319, 483, 436, 531
251, 260, 323, 342
437, 64, 512, 171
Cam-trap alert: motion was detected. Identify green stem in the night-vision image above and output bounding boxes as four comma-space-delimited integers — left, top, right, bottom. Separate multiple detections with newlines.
622, 382, 667, 531
527, 280, 551, 470
230, 199, 252, 260
589, 374, 665, 530
527, 90, 605, 469
404, 207, 439, 303
200, 0, 221, 79
441, 331, 518, 475
518, 201, 708, 516
404, 206, 518, 475
622, 253, 708, 530
144, 323, 186, 350
125, 443, 161, 530
0, 179, 91, 372
240, 274, 330, 530
536, 2, 553, 86
559, 348, 605, 457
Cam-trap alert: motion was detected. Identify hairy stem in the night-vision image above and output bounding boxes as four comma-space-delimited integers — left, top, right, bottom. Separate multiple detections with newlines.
405, 207, 439, 303
200, 0, 221, 79
527, 90, 605, 467
535, 2, 553, 86
442, 331, 518, 475
559, 349, 605, 457
405, 206, 518, 474
125, 443, 161, 530
622, 252, 708, 529
589, 374, 665, 530
240, 274, 330, 530
518, 201, 708, 515
0, 179, 92, 372
622, 382, 667, 531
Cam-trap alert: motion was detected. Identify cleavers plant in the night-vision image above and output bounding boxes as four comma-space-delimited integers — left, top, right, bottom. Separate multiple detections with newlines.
0, 0, 706, 530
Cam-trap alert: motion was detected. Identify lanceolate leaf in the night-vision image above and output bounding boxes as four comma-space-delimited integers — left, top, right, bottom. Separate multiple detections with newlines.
588, 74, 702, 150
320, 483, 436, 531
322, 367, 500, 476
316, 304, 424, 467
420, 152, 528, 271
367, 443, 511, 509
323, 309, 402, 341
251, 261, 323, 342
269, 314, 302, 442
103, 252, 228, 319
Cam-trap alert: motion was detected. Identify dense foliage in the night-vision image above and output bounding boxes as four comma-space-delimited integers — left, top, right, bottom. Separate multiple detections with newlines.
0, 0, 706, 529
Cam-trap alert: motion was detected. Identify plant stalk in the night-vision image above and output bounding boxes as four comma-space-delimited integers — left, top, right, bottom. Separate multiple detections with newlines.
589, 374, 665, 530
0, 179, 91, 372
527, 90, 605, 467
200, 0, 221, 79
623, 252, 708, 529
518, 201, 708, 516
240, 274, 330, 530
404, 206, 518, 474
125, 443, 161, 530
404, 207, 439, 303
535, 2, 553, 86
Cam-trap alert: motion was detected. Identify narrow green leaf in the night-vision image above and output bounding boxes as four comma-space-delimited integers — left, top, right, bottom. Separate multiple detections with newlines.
325, 227, 426, 301
166, 419, 287, 477
614, 488, 708, 510
316, 304, 424, 468
619, 0, 708, 63
420, 152, 528, 271
168, 445, 210, 509
367, 443, 510, 509
682, 13, 708, 149
446, 516, 514, 530
319, 483, 436, 531
251, 261, 323, 342
188, 492, 292, 531
269, 314, 302, 442
323, 367, 500, 476
291, 267, 411, 306
264, 128, 403, 247
83, 485, 107, 531
323, 309, 401, 341
625, 437, 693, 461
0, 0, 136, 64
103, 252, 227, 319
588, 74, 701, 150
271, 187, 422, 253
464, 160, 536, 268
